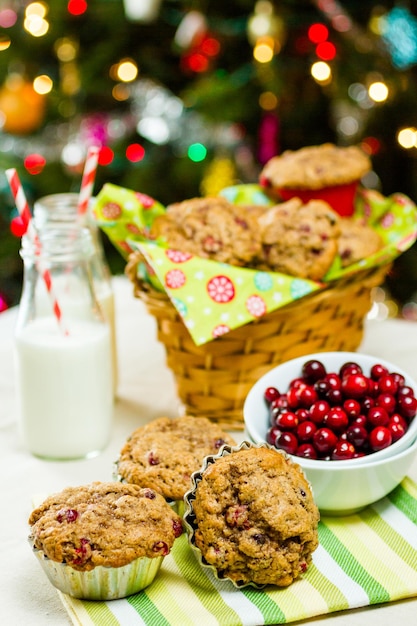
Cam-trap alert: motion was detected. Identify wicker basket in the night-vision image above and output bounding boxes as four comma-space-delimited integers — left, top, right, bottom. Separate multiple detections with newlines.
126, 251, 389, 430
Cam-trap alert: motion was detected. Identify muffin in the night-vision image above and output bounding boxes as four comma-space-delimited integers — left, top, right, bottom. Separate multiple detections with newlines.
115, 416, 237, 507
257, 198, 341, 280
338, 217, 383, 267
150, 196, 262, 266
259, 143, 371, 216
28, 481, 183, 600
183, 442, 320, 588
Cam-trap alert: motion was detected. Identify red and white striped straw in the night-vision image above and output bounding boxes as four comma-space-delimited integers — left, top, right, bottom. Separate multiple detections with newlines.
78, 145, 100, 217
6, 168, 68, 335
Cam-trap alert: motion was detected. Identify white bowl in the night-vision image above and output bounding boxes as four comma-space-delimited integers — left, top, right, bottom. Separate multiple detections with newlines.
243, 352, 417, 515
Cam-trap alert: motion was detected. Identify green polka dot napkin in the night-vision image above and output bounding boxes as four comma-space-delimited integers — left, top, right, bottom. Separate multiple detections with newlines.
58, 477, 417, 626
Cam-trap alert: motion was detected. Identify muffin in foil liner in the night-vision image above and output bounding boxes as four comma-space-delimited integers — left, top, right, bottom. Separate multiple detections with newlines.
30, 544, 164, 600
183, 440, 319, 589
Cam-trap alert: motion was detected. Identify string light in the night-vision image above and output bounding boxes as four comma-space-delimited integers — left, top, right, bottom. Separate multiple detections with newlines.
33, 74, 53, 95
116, 59, 138, 82
308, 23, 329, 43
253, 37, 275, 63
368, 81, 389, 103
188, 142, 207, 162
316, 40, 336, 61
126, 143, 145, 162
67, 0, 88, 16
311, 61, 332, 83
397, 127, 417, 149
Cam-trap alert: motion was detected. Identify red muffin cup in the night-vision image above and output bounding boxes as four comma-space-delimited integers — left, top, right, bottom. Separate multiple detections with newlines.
277, 181, 359, 217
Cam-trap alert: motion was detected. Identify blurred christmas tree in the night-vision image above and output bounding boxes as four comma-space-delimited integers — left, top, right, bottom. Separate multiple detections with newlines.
1, 0, 417, 314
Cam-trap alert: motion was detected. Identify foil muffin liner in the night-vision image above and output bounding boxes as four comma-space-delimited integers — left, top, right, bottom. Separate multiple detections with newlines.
30, 544, 164, 600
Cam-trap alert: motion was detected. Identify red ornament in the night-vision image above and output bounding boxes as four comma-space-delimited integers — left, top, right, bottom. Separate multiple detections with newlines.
24, 153, 46, 175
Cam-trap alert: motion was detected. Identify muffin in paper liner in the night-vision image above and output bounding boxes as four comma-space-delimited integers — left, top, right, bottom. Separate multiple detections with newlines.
28, 481, 183, 600
113, 416, 236, 515
183, 441, 320, 589
30, 546, 164, 600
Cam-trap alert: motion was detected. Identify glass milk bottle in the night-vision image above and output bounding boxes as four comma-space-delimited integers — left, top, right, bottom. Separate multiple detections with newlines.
14, 227, 114, 460
33, 193, 118, 397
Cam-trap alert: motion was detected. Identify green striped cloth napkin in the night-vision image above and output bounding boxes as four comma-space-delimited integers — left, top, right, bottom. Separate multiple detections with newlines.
59, 477, 417, 626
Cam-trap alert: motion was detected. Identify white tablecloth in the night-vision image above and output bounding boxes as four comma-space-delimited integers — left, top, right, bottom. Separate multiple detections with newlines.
1, 276, 416, 625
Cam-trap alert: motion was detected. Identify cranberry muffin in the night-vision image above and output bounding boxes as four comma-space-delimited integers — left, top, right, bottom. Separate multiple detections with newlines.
150, 196, 262, 266
115, 416, 236, 504
259, 143, 371, 216
28, 481, 183, 599
184, 442, 319, 588
257, 198, 340, 280
338, 218, 383, 267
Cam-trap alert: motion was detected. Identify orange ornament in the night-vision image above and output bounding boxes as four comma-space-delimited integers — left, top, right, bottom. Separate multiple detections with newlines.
0, 74, 46, 134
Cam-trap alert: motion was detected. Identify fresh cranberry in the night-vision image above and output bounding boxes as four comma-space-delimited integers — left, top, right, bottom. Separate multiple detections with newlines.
309, 399, 330, 424
266, 426, 281, 445
324, 372, 342, 390
275, 411, 298, 430
297, 420, 317, 442
343, 398, 361, 418
369, 426, 392, 451
340, 362, 362, 378
296, 443, 318, 459
389, 413, 408, 429
323, 406, 349, 432
264, 386, 280, 404
314, 379, 331, 397
332, 440, 356, 460
361, 396, 375, 412
302, 359, 327, 383
388, 421, 406, 442
370, 363, 389, 380
366, 379, 379, 397
341, 373, 369, 399
295, 407, 310, 422
275, 431, 298, 455
367, 406, 389, 427
298, 385, 318, 408
396, 385, 415, 399
289, 377, 306, 389
376, 393, 397, 415
352, 414, 368, 428
346, 423, 368, 448
271, 395, 289, 411
286, 386, 301, 409
326, 388, 344, 405
397, 394, 417, 419
391, 372, 405, 387
377, 374, 399, 395
313, 427, 338, 455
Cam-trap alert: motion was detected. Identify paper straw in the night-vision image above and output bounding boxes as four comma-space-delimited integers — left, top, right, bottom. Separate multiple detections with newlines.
78, 145, 100, 217
6, 168, 69, 335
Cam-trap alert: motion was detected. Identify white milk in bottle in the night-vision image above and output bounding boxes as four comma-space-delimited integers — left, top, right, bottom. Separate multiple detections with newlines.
33, 192, 118, 396
14, 226, 113, 460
